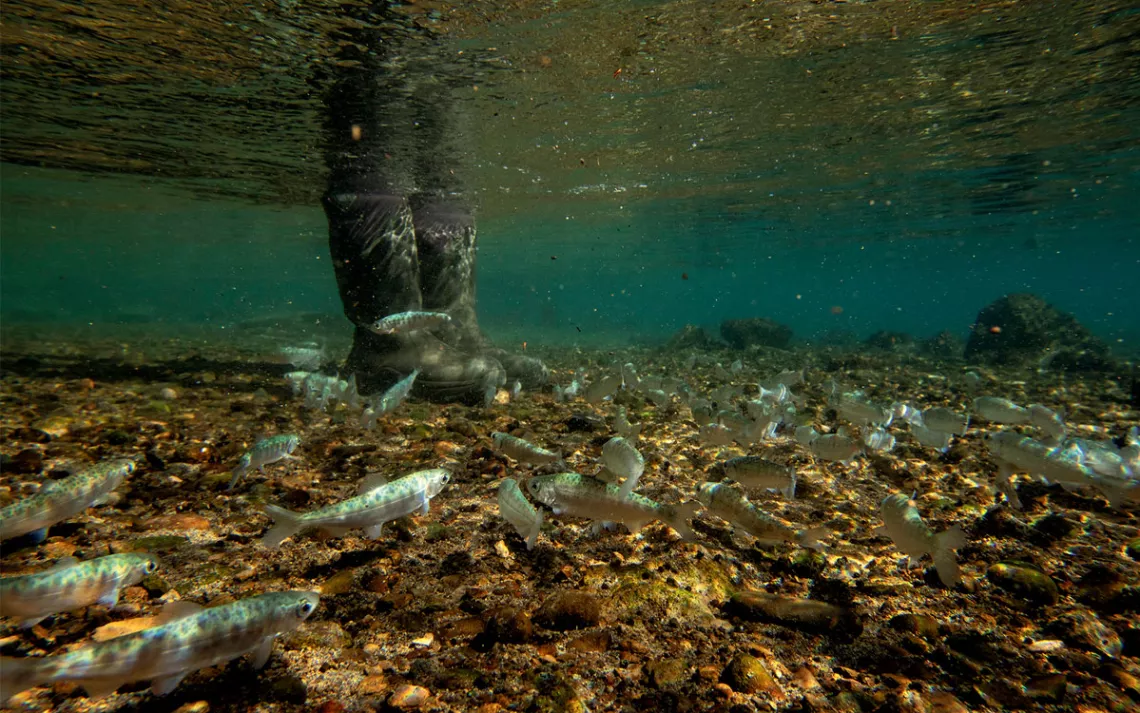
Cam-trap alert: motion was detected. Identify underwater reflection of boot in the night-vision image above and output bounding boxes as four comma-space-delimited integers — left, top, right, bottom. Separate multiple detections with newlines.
324, 191, 505, 404
412, 197, 549, 389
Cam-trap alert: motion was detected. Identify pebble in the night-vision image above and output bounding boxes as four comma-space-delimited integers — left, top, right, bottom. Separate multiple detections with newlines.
387, 684, 430, 709
1126, 538, 1140, 562
534, 591, 602, 630
478, 607, 533, 645
160, 387, 178, 400
888, 613, 940, 640
644, 658, 687, 688
720, 653, 777, 694
172, 702, 209, 713
150, 513, 211, 531
268, 674, 307, 703
0, 447, 43, 474
986, 561, 1060, 605
359, 675, 388, 695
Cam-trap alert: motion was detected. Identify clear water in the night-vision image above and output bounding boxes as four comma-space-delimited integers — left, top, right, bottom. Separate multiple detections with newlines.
2, 0, 1138, 351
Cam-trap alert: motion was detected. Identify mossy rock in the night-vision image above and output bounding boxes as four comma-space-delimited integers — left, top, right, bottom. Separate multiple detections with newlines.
986, 561, 1059, 605
721, 654, 776, 694
607, 580, 715, 625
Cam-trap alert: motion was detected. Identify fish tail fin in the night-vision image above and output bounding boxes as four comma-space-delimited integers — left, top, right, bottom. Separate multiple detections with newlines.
526, 511, 543, 551
932, 525, 966, 587
0, 656, 52, 703
668, 501, 701, 542
784, 473, 797, 500
261, 505, 304, 549
797, 527, 829, 551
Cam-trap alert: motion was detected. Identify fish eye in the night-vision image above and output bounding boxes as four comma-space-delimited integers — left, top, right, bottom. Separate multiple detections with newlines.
144, 560, 157, 573
297, 601, 315, 617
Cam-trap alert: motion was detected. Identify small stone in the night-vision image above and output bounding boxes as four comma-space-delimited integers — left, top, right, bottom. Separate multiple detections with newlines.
411, 633, 434, 648
388, 684, 429, 709
160, 387, 178, 400
320, 569, 357, 596
1025, 673, 1067, 702
1098, 664, 1140, 696
534, 591, 602, 630
793, 666, 820, 691
888, 613, 940, 640
268, 674, 307, 703
359, 675, 388, 695
645, 658, 688, 688
986, 561, 1060, 605
927, 692, 969, 713
566, 631, 611, 653
440, 617, 484, 640
1048, 611, 1122, 658
172, 702, 209, 713
316, 702, 346, 713
480, 607, 532, 643
1, 448, 44, 474
720, 654, 776, 694
287, 620, 351, 650
93, 615, 158, 641
1126, 538, 1140, 561
150, 513, 211, 531
565, 413, 604, 432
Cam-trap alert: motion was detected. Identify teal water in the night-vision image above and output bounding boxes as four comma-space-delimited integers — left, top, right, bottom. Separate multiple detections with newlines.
2, 0, 1138, 352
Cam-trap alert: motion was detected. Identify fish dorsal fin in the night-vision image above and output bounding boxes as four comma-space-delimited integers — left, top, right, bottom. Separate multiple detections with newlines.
155, 600, 204, 625
48, 556, 81, 573
358, 472, 389, 494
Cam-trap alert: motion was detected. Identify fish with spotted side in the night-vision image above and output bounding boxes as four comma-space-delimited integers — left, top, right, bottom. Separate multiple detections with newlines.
261, 469, 451, 548
0, 459, 134, 542
0, 553, 160, 629
0, 590, 319, 703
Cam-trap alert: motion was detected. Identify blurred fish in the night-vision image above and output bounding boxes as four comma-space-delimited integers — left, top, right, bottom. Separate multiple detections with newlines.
492, 432, 561, 465
961, 371, 982, 393
891, 402, 924, 426
973, 396, 1030, 424
621, 362, 641, 390
0, 459, 134, 542
0, 591, 318, 702
730, 359, 744, 375
509, 381, 523, 401
527, 473, 698, 541
921, 407, 969, 436
261, 469, 450, 548
613, 407, 642, 441
368, 310, 452, 335
229, 435, 301, 490
601, 437, 645, 498
584, 374, 621, 403
911, 424, 953, 453
864, 427, 897, 453
699, 423, 735, 447
810, 432, 862, 463
377, 369, 419, 414
497, 478, 542, 550
0, 553, 159, 629
1028, 404, 1066, 442
284, 371, 311, 395
696, 482, 823, 549
879, 493, 965, 588
645, 389, 670, 407
276, 345, 324, 371
832, 392, 893, 427
718, 456, 796, 499
794, 425, 820, 445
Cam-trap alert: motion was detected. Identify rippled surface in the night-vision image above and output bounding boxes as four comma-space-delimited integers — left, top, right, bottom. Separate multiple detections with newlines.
3, 0, 1138, 228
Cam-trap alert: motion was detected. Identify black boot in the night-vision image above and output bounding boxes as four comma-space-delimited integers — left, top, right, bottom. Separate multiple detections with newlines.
412, 197, 549, 389
324, 191, 505, 404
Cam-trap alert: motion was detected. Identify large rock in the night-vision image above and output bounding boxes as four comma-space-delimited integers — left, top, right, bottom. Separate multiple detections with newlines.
720, 318, 792, 349
665, 324, 713, 350
965, 294, 1113, 371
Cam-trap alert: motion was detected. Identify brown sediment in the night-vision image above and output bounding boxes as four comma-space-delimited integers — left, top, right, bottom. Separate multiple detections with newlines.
0, 328, 1137, 712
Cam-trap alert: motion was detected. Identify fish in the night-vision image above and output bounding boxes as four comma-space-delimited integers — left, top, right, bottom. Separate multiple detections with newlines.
584, 374, 622, 403
699, 423, 735, 447
368, 310, 452, 335
921, 407, 969, 436
717, 456, 796, 499
526, 472, 698, 541
983, 431, 1097, 508
794, 425, 820, 445
261, 469, 450, 548
600, 437, 645, 498
0, 590, 319, 703
0, 459, 134, 542
491, 432, 561, 465
621, 362, 641, 389
911, 424, 953, 453
284, 371, 312, 395
972, 396, 1030, 424
0, 553, 160, 629
696, 482, 823, 549
891, 402, 924, 426
509, 381, 522, 401
645, 389, 670, 407
613, 407, 641, 441
863, 427, 897, 453
276, 345, 324, 371
832, 392, 893, 427
229, 435, 301, 490
809, 432, 863, 463
497, 478, 543, 550
1028, 404, 1066, 442
377, 369, 419, 414
878, 493, 965, 588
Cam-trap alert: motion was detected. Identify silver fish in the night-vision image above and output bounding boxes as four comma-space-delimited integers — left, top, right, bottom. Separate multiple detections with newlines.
863, 427, 897, 453
277, 345, 324, 371
696, 482, 823, 549
0, 590, 318, 702
1028, 404, 1066, 442
972, 396, 1030, 424
261, 469, 450, 548
526, 473, 698, 541
497, 478, 543, 550
0, 553, 159, 629
719, 456, 796, 499
0, 460, 134, 542
601, 437, 645, 498
584, 374, 621, 403
879, 493, 964, 588
377, 369, 419, 414
229, 435, 301, 490
983, 431, 1095, 508
492, 432, 560, 465
699, 423, 735, 447
613, 407, 641, 441
832, 392, 893, 427
921, 407, 969, 436
809, 433, 862, 463
368, 310, 452, 335
794, 425, 820, 445
911, 424, 953, 453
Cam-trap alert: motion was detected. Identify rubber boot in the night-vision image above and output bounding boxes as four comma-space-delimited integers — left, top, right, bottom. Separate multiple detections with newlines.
324, 191, 505, 404
411, 197, 549, 389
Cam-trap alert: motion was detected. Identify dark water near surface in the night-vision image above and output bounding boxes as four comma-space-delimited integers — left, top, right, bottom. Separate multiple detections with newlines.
1, 0, 1138, 350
